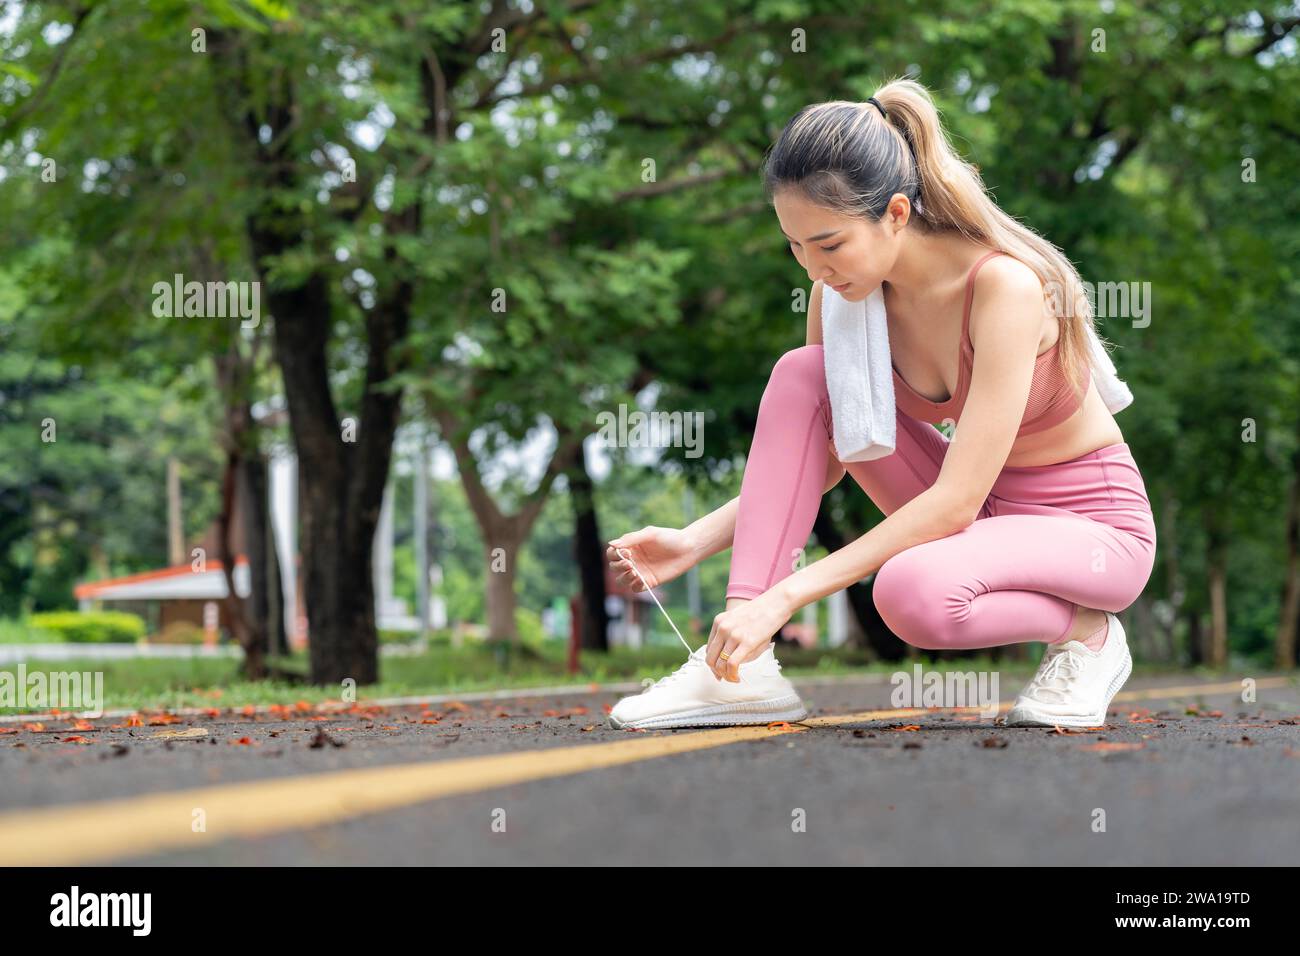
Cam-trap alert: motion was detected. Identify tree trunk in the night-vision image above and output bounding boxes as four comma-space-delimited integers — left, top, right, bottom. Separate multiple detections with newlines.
209, 27, 415, 686
1185, 609, 1203, 666
484, 538, 521, 642
217, 447, 267, 679
1205, 515, 1229, 669
434, 410, 585, 647
1276, 423, 1300, 669
265, 499, 289, 657
812, 508, 905, 661
1130, 594, 1158, 663
246, 213, 411, 685
1160, 488, 1184, 661
240, 453, 287, 658
213, 349, 269, 680
568, 444, 609, 651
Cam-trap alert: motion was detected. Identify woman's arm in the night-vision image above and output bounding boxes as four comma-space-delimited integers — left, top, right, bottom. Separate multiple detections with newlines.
685, 452, 846, 563
773, 259, 1046, 619
773, 485, 972, 613
809, 279, 849, 491
687, 278, 845, 562
683, 495, 741, 563
706, 258, 1048, 681
705, 482, 971, 681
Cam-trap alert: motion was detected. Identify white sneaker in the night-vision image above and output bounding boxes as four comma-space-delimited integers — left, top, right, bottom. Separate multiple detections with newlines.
608, 643, 808, 730
1004, 612, 1133, 728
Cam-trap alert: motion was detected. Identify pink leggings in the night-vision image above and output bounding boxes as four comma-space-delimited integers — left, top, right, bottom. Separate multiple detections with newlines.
726, 345, 1157, 649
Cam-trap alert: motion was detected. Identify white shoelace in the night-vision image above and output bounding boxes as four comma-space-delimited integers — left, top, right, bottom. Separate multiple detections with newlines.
1028, 645, 1087, 702
615, 548, 693, 655
616, 548, 749, 687
648, 647, 708, 690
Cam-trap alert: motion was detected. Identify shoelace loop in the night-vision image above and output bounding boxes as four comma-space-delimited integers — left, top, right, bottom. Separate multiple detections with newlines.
1028, 646, 1086, 702
648, 651, 706, 692
616, 547, 694, 655
615, 547, 750, 687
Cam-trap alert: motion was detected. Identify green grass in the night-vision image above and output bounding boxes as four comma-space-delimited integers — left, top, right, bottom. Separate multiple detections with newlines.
1, 638, 1258, 716
0, 638, 1038, 716
0, 618, 63, 644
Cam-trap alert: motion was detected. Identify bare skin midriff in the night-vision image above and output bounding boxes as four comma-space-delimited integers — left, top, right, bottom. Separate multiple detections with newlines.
882, 260, 1124, 468
826, 265, 1123, 641
999, 382, 1125, 467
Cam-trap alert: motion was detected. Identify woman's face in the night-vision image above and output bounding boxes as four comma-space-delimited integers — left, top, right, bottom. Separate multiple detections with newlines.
773, 189, 904, 300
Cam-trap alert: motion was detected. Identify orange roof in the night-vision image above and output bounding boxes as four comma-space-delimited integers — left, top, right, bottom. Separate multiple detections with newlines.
74, 556, 249, 600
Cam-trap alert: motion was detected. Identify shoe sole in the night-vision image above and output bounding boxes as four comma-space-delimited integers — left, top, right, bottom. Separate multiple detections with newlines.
607, 694, 808, 731
1004, 644, 1133, 728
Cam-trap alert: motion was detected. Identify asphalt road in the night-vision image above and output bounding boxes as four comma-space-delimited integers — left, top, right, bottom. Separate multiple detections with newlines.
1, 672, 1297, 865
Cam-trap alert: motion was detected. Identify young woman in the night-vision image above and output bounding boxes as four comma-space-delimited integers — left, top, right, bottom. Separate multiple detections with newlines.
605, 78, 1157, 732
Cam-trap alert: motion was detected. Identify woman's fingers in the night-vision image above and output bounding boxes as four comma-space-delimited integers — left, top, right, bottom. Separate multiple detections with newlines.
721, 641, 745, 682
607, 544, 656, 591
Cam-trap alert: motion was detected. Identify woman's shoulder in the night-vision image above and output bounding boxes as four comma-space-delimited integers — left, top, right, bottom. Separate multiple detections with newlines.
967, 250, 1050, 324
806, 279, 825, 346
972, 249, 1042, 295
965, 250, 1054, 349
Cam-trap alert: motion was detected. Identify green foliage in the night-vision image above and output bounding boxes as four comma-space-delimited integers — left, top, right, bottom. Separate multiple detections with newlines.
514, 607, 545, 650
0, 0, 1296, 667
153, 622, 207, 645
29, 610, 148, 643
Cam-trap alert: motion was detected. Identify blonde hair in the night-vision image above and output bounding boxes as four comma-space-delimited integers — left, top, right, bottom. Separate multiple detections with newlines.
762, 76, 1112, 403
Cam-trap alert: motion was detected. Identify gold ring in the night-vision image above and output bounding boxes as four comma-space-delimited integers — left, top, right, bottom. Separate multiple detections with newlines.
718, 652, 731, 661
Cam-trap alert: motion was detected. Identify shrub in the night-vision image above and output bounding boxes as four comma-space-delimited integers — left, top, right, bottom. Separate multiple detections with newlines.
30, 610, 147, 644
515, 607, 545, 649
152, 621, 206, 645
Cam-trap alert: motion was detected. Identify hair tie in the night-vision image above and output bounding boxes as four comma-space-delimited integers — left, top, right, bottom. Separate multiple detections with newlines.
866, 96, 887, 120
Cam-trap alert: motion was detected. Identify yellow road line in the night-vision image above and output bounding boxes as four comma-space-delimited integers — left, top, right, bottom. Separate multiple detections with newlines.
0, 706, 930, 866
1113, 677, 1293, 702
0, 677, 1287, 866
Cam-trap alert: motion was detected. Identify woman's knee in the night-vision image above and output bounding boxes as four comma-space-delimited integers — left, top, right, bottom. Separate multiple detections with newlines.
769, 345, 828, 396
759, 346, 831, 435
873, 549, 961, 650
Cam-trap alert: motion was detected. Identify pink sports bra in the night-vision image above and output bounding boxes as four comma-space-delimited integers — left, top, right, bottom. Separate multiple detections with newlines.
890, 250, 1090, 436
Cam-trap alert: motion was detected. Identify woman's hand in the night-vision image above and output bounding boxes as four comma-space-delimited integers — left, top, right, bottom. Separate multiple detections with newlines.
706, 591, 792, 682
606, 526, 699, 591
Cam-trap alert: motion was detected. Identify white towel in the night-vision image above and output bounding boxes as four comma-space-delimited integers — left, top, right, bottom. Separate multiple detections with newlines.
1085, 320, 1134, 415
821, 283, 896, 462
820, 281, 1133, 461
